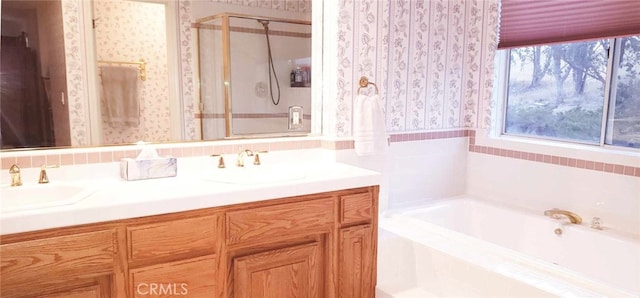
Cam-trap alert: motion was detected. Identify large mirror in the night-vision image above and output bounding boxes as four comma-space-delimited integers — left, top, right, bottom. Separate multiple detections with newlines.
0, 0, 316, 150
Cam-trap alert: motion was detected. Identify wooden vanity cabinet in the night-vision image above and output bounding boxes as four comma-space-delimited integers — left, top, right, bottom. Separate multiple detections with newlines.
0, 185, 378, 298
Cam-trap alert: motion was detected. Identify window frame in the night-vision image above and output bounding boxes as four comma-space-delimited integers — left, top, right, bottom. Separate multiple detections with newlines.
498, 37, 639, 152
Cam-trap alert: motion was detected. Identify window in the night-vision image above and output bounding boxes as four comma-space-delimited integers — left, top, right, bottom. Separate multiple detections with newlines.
502, 35, 640, 149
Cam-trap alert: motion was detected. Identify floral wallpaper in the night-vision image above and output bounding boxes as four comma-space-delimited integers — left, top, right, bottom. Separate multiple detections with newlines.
61, 0, 196, 145
93, 0, 171, 144
179, 0, 197, 141
209, 0, 312, 13
62, 0, 89, 146
479, 0, 500, 129
335, 0, 389, 136
334, 0, 499, 136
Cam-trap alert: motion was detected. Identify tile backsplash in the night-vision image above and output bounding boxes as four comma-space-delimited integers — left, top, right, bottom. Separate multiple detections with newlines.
2, 130, 637, 178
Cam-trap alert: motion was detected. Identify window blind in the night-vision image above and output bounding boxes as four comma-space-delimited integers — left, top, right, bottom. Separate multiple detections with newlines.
498, 0, 640, 49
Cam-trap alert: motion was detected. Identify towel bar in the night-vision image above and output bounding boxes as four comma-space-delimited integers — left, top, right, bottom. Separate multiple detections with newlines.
98, 58, 146, 81
357, 76, 379, 95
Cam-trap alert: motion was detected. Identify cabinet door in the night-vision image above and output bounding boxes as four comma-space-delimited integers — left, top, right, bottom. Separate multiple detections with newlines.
234, 242, 322, 298
129, 255, 217, 298
339, 225, 374, 298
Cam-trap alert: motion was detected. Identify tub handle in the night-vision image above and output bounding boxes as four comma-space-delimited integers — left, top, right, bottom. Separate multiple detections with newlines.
590, 217, 603, 230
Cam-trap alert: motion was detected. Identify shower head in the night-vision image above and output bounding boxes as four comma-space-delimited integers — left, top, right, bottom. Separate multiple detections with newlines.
258, 19, 270, 32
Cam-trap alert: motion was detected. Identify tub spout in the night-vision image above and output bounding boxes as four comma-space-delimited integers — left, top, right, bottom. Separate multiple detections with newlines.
544, 208, 582, 224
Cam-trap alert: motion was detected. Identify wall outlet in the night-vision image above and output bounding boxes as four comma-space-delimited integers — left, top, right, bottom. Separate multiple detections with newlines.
288, 106, 304, 130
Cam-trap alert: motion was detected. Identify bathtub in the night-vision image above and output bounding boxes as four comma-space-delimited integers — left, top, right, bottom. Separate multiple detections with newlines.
377, 197, 639, 297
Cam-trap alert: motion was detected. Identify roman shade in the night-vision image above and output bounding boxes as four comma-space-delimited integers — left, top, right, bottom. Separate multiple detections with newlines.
498, 0, 640, 49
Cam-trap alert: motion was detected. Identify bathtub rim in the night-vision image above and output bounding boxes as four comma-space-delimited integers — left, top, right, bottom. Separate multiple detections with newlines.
379, 214, 638, 297
383, 195, 640, 242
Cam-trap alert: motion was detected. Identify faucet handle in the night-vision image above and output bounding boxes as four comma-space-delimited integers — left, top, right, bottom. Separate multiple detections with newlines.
9, 164, 20, 173
211, 154, 226, 168
38, 164, 60, 184
253, 151, 268, 165
591, 217, 603, 230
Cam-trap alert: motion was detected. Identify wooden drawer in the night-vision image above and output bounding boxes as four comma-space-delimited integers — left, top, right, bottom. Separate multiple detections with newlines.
127, 215, 217, 262
226, 198, 334, 245
129, 255, 217, 298
340, 192, 372, 225
1, 230, 115, 287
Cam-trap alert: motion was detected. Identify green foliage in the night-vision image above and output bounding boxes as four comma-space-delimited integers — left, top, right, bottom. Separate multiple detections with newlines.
555, 107, 602, 141
615, 80, 640, 118
506, 106, 602, 142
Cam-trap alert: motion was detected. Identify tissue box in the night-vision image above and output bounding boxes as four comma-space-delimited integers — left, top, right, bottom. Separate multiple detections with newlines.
120, 157, 177, 181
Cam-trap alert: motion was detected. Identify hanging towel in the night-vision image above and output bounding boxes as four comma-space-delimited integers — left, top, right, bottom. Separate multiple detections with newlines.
100, 66, 140, 127
353, 93, 389, 156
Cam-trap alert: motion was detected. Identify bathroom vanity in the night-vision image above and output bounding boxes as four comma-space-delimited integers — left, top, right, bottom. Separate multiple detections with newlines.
0, 162, 380, 298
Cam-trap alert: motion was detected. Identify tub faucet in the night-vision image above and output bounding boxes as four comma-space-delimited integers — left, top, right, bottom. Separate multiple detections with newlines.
544, 208, 582, 224
236, 149, 254, 167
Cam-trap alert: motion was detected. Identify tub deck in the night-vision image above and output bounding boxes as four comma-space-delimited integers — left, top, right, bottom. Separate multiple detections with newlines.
377, 197, 638, 297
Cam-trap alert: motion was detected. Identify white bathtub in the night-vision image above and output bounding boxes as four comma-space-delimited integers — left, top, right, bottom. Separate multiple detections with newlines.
377, 197, 639, 297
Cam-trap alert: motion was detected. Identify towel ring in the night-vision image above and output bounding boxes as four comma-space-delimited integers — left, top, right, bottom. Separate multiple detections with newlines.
357, 76, 379, 95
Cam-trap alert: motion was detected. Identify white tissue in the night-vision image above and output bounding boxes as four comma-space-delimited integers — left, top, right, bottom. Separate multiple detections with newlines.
121, 141, 176, 181
136, 141, 160, 160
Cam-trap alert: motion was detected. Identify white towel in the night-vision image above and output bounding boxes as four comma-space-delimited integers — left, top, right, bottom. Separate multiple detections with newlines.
353, 94, 388, 156
100, 66, 140, 127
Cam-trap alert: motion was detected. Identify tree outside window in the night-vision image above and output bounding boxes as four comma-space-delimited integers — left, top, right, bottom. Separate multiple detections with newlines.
503, 36, 640, 149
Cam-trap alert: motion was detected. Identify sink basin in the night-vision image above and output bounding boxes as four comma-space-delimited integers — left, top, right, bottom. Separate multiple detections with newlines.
1, 183, 97, 213
202, 165, 306, 185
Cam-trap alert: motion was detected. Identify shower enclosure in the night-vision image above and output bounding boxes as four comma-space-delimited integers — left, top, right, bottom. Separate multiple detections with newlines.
195, 13, 312, 139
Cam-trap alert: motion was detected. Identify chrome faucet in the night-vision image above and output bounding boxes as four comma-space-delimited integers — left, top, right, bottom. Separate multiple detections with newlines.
544, 208, 582, 224
9, 164, 22, 186
236, 149, 254, 167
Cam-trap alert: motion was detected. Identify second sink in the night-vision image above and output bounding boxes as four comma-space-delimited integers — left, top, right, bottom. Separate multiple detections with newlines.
202, 165, 306, 185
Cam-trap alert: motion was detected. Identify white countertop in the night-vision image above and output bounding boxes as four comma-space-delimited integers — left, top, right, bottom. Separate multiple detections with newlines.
0, 161, 381, 235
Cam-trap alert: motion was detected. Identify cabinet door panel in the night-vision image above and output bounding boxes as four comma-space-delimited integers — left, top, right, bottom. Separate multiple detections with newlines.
234, 242, 321, 298
129, 255, 217, 298
339, 225, 374, 298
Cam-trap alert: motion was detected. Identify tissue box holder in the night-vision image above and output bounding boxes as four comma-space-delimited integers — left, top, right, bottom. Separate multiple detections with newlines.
120, 157, 177, 181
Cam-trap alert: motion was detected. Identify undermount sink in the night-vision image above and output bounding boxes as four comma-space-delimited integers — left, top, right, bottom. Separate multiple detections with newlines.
1, 183, 97, 214
202, 165, 306, 185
